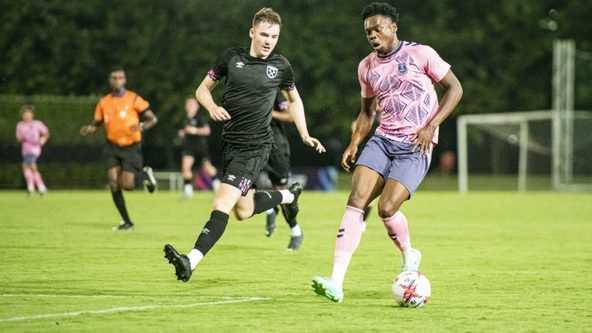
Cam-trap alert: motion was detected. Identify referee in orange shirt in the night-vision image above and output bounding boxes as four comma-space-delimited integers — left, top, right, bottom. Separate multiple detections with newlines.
81, 66, 158, 230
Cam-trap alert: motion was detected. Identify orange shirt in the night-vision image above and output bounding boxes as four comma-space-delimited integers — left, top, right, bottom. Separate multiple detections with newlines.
94, 90, 150, 146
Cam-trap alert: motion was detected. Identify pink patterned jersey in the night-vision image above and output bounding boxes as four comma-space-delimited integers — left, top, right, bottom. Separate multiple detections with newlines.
16, 120, 48, 156
358, 41, 450, 144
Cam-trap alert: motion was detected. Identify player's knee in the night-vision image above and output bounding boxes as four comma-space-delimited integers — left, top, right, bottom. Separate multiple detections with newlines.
121, 183, 135, 191
211, 200, 234, 215
347, 189, 370, 209
182, 170, 192, 178
378, 200, 401, 218
108, 179, 120, 191
234, 209, 251, 221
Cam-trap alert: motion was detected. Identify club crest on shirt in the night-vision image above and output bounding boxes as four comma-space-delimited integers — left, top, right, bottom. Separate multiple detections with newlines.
266, 65, 278, 79
397, 63, 408, 74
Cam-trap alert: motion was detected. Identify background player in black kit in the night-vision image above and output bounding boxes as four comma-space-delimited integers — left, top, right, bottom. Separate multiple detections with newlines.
178, 97, 219, 199
164, 8, 325, 282
263, 90, 304, 251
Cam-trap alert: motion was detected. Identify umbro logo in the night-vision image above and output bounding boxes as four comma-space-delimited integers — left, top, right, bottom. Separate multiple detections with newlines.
235, 62, 245, 68
202, 228, 210, 235
227, 174, 236, 181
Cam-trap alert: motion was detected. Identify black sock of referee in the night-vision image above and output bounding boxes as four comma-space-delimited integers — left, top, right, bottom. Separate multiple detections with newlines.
183, 178, 192, 185
194, 210, 229, 256
252, 190, 284, 215
111, 190, 132, 225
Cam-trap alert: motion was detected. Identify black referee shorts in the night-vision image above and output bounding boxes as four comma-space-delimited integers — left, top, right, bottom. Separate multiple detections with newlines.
103, 141, 143, 174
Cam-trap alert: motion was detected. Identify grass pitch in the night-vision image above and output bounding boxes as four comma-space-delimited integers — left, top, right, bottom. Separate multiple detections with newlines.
0, 189, 591, 332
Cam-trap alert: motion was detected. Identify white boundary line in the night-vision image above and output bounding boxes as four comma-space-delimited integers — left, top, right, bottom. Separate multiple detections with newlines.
0, 296, 270, 323
0, 294, 242, 299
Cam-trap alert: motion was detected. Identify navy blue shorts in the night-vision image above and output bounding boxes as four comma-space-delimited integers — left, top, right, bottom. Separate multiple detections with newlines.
356, 135, 432, 197
23, 154, 39, 166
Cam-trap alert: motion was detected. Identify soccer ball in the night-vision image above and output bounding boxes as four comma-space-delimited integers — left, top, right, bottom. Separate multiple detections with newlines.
392, 271, 431, 308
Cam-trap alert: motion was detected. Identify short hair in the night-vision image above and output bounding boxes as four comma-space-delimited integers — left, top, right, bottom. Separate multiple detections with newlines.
252, 7, 282, 28
109, 66, 125, 75
361, 2, 399, 23
20, 104, 35, 115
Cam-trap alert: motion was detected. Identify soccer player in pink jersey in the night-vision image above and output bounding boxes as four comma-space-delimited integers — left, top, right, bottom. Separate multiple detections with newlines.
312, 2, 463, 303
15, 104, 50, 196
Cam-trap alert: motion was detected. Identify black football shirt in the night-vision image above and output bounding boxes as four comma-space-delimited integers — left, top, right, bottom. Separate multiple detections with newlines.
183, 113, 209, 150
208, 47, 295, 144
270, 90, 289, 139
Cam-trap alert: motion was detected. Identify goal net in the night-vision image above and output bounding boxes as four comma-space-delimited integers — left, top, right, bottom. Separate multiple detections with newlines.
457, 40, 592, 193
457, 110, 592, 193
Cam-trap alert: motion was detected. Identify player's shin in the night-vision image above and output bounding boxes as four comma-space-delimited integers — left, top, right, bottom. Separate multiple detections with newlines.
192, 210, 229, 267
111, 190, 132, 224
331, 206, 364, 286
33, 171, 46, 193
252, 191, 283, 215
382, 211, 421, 271
382, 211, 411, 252
23, 168, 35, 193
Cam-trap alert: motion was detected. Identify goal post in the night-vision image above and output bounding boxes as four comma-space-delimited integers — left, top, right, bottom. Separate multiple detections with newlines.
457, 39, 592, 194
457, 111, 552, 194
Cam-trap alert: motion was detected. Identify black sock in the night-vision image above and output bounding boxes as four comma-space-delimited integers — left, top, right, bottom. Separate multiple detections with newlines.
280, 204, 298, 228
252, 191, 283, 215
111, 190, 132, 224
194, 210, 229, 256
184, 178, 192, 185
363, 206, 372, 222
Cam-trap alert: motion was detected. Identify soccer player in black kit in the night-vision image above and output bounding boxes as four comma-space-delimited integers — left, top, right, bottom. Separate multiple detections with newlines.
263, 90, 304, 250
178, 97, 219, 199
164, 8, 325, 282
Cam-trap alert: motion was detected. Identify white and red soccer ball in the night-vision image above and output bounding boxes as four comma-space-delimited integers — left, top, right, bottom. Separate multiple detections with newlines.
392, 271, 431, 308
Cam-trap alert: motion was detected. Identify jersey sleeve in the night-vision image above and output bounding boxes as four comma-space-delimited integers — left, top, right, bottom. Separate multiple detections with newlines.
208, 47, 239, 81
94, 100, 104, 122
279, 58, 295, 91
133, 94, 150, 113
358, 58, 375, 98
38, 121, 49, 135
420, 45, 451, 82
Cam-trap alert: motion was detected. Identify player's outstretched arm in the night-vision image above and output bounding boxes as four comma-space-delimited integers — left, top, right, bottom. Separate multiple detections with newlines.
282, 88, 325, 154
410, 69, 463, 156
196, 76, 230, 122
186, 124, 211, 137
342, 97, 376, 172
80, 120, 102, 136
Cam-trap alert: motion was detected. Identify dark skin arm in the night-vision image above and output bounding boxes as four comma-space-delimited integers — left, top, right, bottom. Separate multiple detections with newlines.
341, 97, 376, 172
410, 70, 463, 156
79, 119, 103, 136
130, 109, 158, 132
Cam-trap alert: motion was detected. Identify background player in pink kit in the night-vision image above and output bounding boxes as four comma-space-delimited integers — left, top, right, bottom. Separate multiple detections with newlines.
15, 104, 50, 196
312, 2, 463, 302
